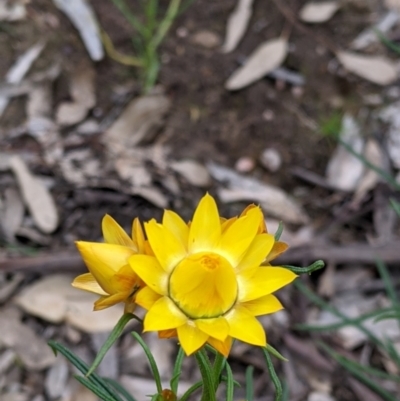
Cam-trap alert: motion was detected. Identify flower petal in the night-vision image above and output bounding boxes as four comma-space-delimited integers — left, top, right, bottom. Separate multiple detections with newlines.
177, 322, 208, 355
188, 194, 221, 253
236, 233, 275, 272
76, 241, 134, 294
163, 210, 189, 249
219, 207, 263, 266
145, 219, 187, 272
72, 273, 107, 296
195, 317, 229, 341
94, 292, 129, 310
102, 215, 136, 249
159, 329, 177, 339
132, 218, 146, 253
111, 264, 142, 293
136, 286, 162, 310
207, 336, 233, 357
266, 241, 288, 262
238, 267, 297, 302
144, 296, 187, 331
129, 254, 168, 295
242, 294, 283, 316
225, 306, 266, 346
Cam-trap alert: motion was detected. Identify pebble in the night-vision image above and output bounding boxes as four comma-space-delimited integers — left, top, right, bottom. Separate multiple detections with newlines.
259, 148, 282, 172
192, 30, 221, 48
235, 157, 255, 173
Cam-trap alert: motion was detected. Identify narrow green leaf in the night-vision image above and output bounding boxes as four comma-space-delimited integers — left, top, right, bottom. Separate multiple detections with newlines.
318, 342, 398, 401
339, 139, 400, 190
274, 222, 284, 241
212, 352, 226, 390
74, 375, 117, 401
295, 281, 385, 348
389, 198, 400, 218
283, 260, 325, 275
195, 349, 217, 401
131, 332, 163, 394
375, 29, 400, 55
49, 341, 124, 401
179, 381, 203, 401
104, 378, 137, 401
265, 344, 288, 362
296, 306, 396, 332
87, 313, 136, 377
225, 363, 234, 401
170, 346, 185, 394
245, 366, 254, 401
152, 0, 182, 49
110, 0, 146, 35
262, 348, 282, 401
376, 259, 399, 308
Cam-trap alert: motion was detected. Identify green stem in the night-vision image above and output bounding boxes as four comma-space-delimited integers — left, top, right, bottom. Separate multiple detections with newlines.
152, 0, 182, 49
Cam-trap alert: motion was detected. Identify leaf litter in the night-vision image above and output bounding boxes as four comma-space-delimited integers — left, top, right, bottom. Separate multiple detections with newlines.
0, 1, 398, 401
299, 2, 340, 24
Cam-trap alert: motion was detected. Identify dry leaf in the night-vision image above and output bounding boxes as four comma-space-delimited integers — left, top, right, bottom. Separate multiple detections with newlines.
299, 2, 340, 24
225, 37, 288, 90
379, 100, 400, 168
222, 0, 254, 53
27, 83, 63, 166
171, 160, 210, 187
52, 0, 104, 61
385, 0, 400, 11
336, 50, 398, 85
207, 162, 308, 224
0, 187, 24, 242
56, 65, 96, 126
0, 0, 26, 21
326, 114, 364, 191
103, 92, 171, 152
0, 42, 45, 118
15, 274, 125, 332
9, 156, 58, 233
352, 139, 385, 205
0, 309, 56, 370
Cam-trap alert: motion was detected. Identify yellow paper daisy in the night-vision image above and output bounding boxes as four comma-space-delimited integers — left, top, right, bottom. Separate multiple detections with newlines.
129, 193, 297, 356
72, 214, 147, 312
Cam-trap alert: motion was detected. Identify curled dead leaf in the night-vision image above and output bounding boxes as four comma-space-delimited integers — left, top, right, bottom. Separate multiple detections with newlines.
299, 2, 340, 24
226, 37, 288, 90
222, 0, 254, 53
336, 50, 398, 85
9, 156, 59, 233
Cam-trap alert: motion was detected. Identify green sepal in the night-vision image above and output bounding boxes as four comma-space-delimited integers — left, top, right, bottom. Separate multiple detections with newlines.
274, 222, 284, 241
265, 344, 288, 362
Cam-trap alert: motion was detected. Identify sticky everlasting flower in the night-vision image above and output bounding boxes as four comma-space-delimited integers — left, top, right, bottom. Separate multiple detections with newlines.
129, 194, 297, 356
72, 215, 146, 312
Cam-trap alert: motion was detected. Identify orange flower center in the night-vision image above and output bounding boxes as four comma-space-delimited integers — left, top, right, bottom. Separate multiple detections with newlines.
169, 252, 238, 319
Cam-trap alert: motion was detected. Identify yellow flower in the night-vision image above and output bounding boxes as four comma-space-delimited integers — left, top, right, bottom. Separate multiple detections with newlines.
129, 194, 297, 356
72, 214, 146, 312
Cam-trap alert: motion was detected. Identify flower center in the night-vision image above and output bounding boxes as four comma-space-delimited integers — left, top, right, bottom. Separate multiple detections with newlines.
169, 252, 238, 319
